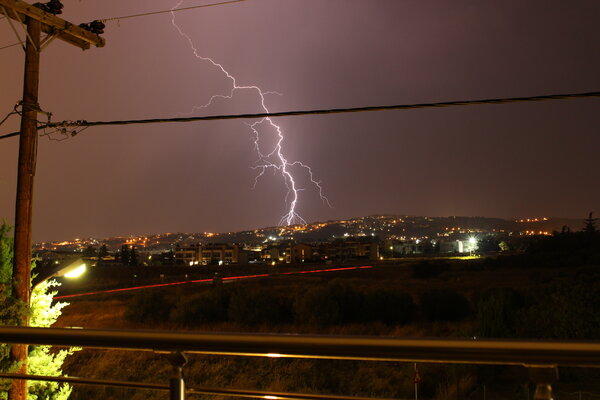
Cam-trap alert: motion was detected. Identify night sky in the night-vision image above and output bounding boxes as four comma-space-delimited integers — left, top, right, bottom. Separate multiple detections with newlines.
1, 0, 599, 242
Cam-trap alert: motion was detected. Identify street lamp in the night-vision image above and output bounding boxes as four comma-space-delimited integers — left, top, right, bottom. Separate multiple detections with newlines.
32, 258, 87, 288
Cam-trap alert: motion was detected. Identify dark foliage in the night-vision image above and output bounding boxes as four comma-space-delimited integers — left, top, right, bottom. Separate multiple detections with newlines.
170, 288, 231, 325
420, 288, 470, 322
515, 278, 600, 340
228, 287, 293, 326
294, 280, 363, 326
523, 225, 600, 267
583, 212, 598, 234
294, 285, 342, 326
476, 288, 523, 338
476, 236, 501, 252
124, 289, 174, 323
360, 290, 415, 325
411, 260, 449, 279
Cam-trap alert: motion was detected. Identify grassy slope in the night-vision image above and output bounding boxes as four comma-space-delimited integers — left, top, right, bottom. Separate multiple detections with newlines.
54, 261, 598, 400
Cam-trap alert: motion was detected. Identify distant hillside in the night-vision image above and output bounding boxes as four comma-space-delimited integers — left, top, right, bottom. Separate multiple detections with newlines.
35, 214, 585, 251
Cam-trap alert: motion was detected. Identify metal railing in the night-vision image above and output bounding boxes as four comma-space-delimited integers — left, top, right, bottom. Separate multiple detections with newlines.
1, 326, 600, 400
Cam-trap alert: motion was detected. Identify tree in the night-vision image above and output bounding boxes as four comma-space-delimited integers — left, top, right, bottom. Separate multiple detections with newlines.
584, 212, 598, 234
0, 223, 75, 400
82, 245, 96, 258
119, 245, 130, 266
420, 288, 470, 322
0, 224, 26, 396
97, 244, 108, 259
129, 246, 138, 266
361, 290, 415, 325
476, 288, 522, 338
26, 281, 77, 400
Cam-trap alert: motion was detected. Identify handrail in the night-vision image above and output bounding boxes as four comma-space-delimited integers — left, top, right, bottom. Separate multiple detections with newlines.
1, 326, 600, 367
0, 372, 399, 400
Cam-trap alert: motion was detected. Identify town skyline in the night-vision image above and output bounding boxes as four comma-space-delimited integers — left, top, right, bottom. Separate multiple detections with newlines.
33, 212, 585, 248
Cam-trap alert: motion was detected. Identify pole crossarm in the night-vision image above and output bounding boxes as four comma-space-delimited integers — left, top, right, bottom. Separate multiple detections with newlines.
0, 0, 104, 50
1, 326, 600, 368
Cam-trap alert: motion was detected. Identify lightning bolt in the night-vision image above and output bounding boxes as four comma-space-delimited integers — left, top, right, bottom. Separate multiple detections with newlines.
170, 1, 330, 226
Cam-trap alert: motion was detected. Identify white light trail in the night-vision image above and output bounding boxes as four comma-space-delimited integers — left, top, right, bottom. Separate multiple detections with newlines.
170, 1, 330, 226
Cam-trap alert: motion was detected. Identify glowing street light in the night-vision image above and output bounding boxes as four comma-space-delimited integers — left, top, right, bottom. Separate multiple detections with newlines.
63, 263, 86, 278
33, 258, 87, 288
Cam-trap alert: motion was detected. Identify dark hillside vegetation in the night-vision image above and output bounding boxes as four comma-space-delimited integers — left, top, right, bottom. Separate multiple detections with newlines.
56, 240, 600, 400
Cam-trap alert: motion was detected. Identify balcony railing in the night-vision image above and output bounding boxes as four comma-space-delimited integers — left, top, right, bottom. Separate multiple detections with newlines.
1, 326, 599, 400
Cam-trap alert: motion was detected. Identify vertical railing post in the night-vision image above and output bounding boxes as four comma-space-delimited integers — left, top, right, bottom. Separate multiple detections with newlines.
168, 352, 187, 400
528, 367, 558, 400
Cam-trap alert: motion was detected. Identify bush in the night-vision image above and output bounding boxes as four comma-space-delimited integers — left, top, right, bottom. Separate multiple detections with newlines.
294, 281, 363, 326
294, 285, 341, 326
228, 287, 292, 326
476, 288, 523, 338
361, 290, 415, 325
125, 289, 173, 323
420, 288, 470, 322
411, 260, 448, 279
170, 288, 230, 326
515, 279, 600, 339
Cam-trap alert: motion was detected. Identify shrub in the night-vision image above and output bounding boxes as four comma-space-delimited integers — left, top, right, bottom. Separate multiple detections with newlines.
411, 260, 448, 279
420, 288, 470, 322
515, 279, 600, 339
228, 287, 292, 326
294, 285, 341, 326
170, 288, 230, 326
125, 289, 173, 323
294, 280, 363, 326
361, 290, 415, 325
476, 288, 523, 338
327, 280, 364, 323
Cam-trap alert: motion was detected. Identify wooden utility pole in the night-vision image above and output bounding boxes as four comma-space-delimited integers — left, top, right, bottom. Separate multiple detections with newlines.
9, 16, 40, 400
0, 1, 104, 399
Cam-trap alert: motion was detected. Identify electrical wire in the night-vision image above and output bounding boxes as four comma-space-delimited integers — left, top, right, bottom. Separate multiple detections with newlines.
0, 1, 246, 49
100, 0, 247, 23
0, 42, 21, 51
0, 110, 17, 127
0, 91, 598, 141
0, 101, 22, 129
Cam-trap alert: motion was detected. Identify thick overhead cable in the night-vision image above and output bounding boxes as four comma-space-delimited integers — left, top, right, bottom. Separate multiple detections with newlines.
0, 91, 599, 140
100, 0, 247, 23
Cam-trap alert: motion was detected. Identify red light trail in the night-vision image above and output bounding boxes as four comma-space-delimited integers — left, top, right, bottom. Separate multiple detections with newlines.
54, 265, 373, 300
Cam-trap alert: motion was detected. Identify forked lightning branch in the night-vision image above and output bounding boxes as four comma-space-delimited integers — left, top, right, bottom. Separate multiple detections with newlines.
170, 1, 331, 226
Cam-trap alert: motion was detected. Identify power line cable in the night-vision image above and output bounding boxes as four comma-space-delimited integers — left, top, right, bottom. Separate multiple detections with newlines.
0, 110, 17, 127
0, 90, 598, 141
100, 0, 247, 23
0, 101, 22, 128
0, 42, 21, 51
